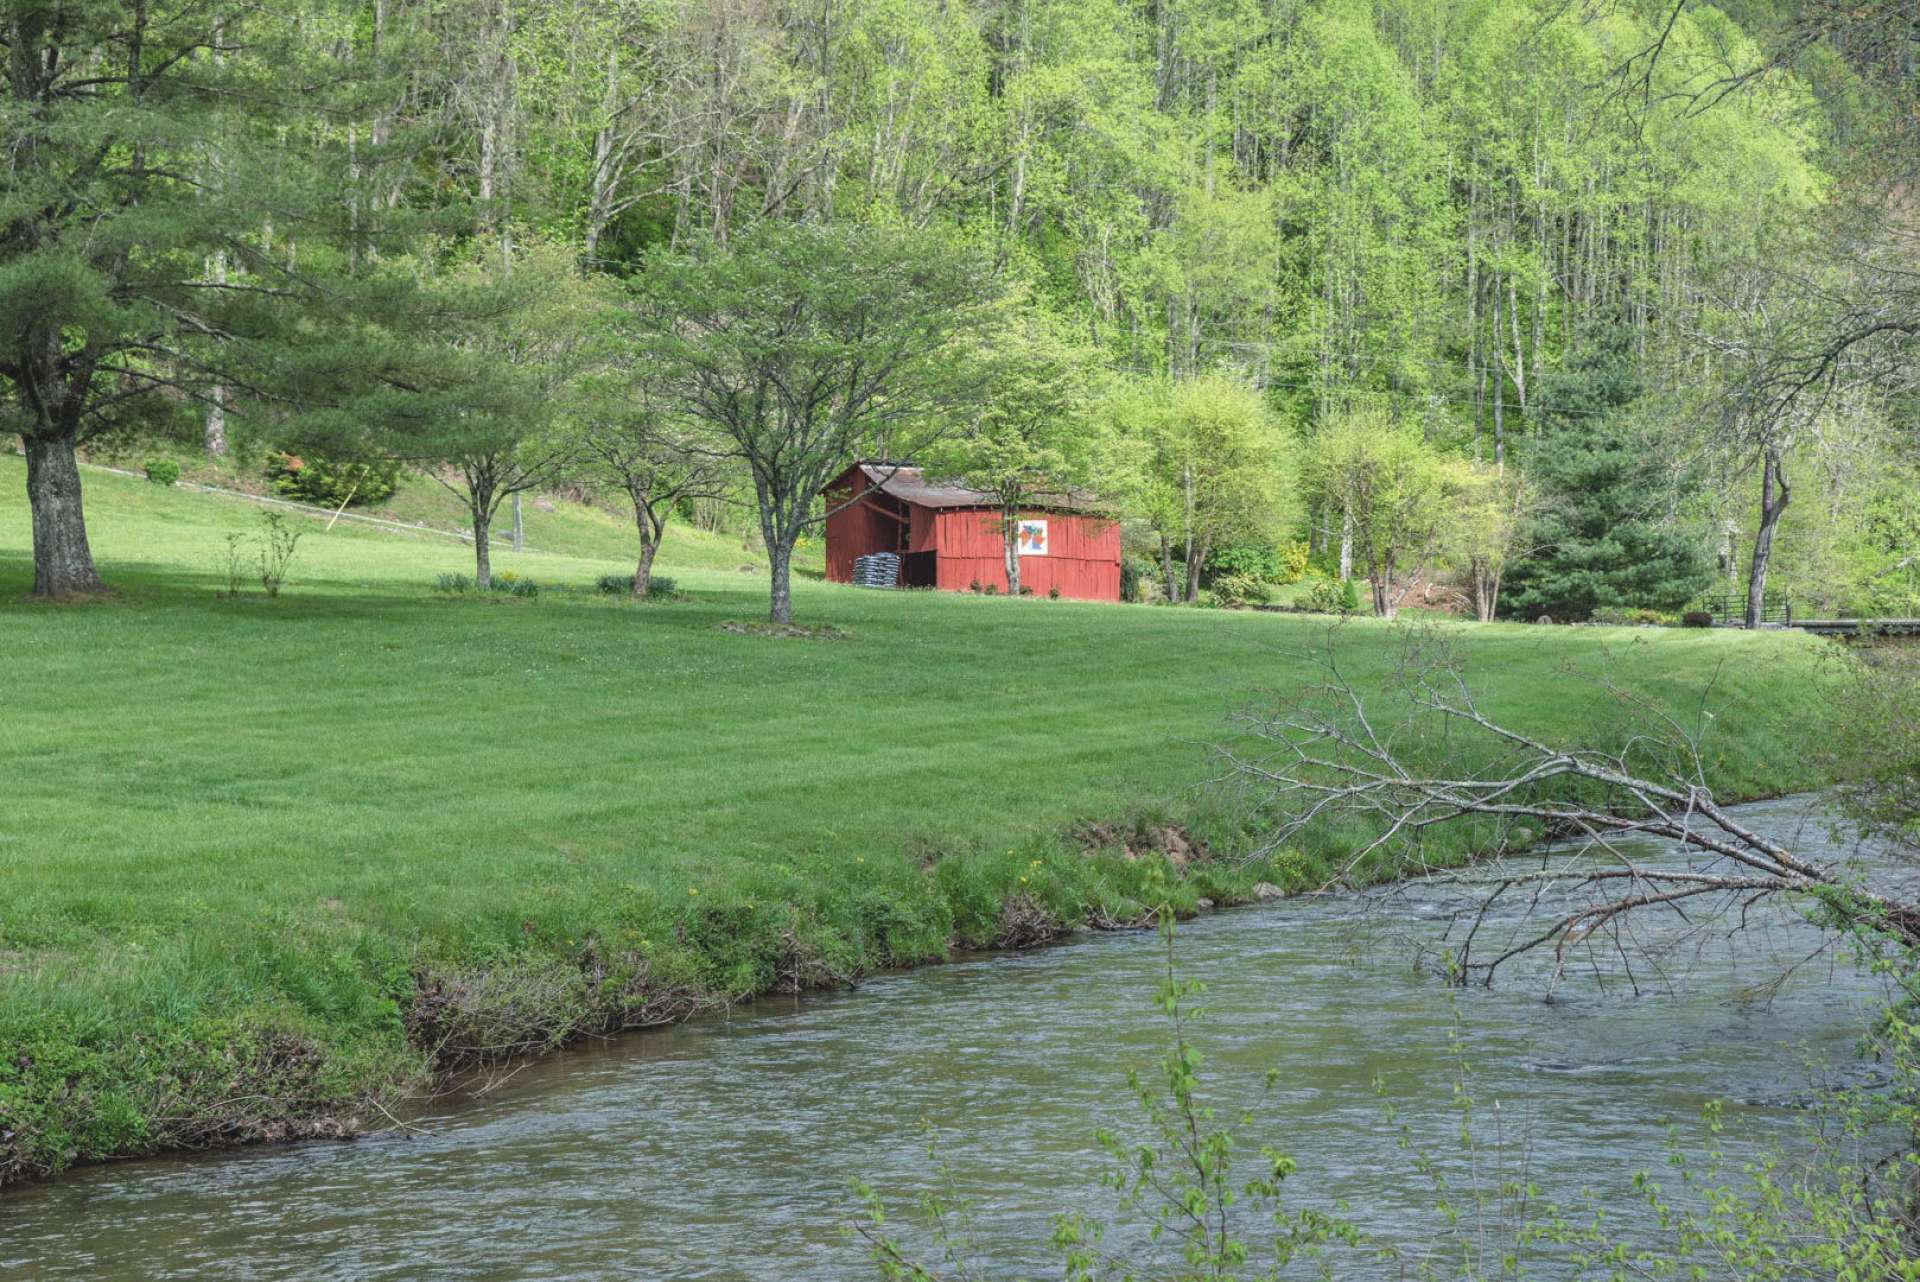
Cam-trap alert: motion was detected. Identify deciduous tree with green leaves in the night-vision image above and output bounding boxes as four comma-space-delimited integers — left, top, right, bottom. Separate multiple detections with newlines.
921, 308, 1103, 599
1303, 410, 1454, 619
630, 221, 999, 623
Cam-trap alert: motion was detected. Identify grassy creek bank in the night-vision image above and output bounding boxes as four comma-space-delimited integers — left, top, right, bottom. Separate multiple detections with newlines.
0, 456, 1841, 1190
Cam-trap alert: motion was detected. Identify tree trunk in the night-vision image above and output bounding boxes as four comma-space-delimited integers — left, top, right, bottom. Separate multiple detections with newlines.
632, 532, 659, 599
768, 538, 793, 624
1159, 533, 1176, 603
630, 488, 663, 598
1003, 505, 1021, 598
1744, 452, 1790, 629
472, 503, 494, 590
1471, 555, 1498, 623
1338, 502, 1353, 581
1184, 542, 1203, 604
24, 433, 106, 598
1181, 461, 1196, 603
205, 251, 228, 456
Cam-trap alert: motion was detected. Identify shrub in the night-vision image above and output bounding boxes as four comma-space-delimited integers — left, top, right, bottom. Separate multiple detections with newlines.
1305, 578, 1344, 614
596, 573, 628, 594
256, 512, 302, 598
1340, 577, 1362, 612
433, 573, 472, 593
1048, 586, 1061, 600
646, 575, 676, 600
1592, 605, 1672, 626
1276, 540, 1311, 584
1207, 545, 1281, 582
1206, 543, 1312, 587
968, 579, 982, 594
265, 450, 401, 508
1018, 585, 1034, 596
1682, 610, 1714, 628
143, 459, 180, 486
1120, 556, 1154, 603
492, 571, 539, 598
983, 583, 998, 596
1211, 570, 1272, 608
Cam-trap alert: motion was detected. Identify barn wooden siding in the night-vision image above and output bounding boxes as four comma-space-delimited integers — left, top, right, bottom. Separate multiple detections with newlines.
928, 509, 1121, 600
822, 464, 1122, 602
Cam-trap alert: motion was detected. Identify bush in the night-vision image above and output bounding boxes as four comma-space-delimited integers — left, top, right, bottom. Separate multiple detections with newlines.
143, 459, 180, 486
1207, 545, 1281, 582
1048, 586, 1061, 600
1682, 610, 1714, 628
433, 573, 473, 593
1206, 542, 1312, 587
596, 573, 629, 595
1305, 579, 1344, 614
983, 583, 998, 596
1592, 605, 1673, 626
265, 450, 401, 508
1211, 570, 1272, 608
1276, 540, 1311, 584
1340, 577, 1362, 612
492, 571, 539, 598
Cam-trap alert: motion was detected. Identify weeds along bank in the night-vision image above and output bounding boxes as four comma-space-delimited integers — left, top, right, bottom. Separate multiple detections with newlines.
0, 463, 1837, 1187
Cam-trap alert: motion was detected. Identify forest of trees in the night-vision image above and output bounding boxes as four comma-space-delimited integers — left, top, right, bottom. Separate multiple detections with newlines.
4, 0, 1915, 623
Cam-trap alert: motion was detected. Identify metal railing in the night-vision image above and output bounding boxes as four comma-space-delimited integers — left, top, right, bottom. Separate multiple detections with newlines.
1703, 593, 1793, 626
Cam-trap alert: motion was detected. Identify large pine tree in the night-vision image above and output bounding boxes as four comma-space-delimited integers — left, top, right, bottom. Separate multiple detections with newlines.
0, 1, 361, 596
1501, 326, 1715, 621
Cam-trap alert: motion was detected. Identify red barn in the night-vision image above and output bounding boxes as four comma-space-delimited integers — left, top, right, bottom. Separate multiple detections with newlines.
822, 463, 1122, 601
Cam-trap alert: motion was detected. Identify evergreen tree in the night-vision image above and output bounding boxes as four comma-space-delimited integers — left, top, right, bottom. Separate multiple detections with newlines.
1500, 326, 1714, 621
0, 1, 372, 597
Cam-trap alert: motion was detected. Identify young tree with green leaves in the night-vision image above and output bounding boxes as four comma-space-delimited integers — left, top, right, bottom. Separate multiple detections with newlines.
920, 309, 1102, 599
1304, 410, 1454, 619
577, 356, 729, 599
631, 221, 998, 623
1112, 375, 1292, 604
1443, 464, 1533, 623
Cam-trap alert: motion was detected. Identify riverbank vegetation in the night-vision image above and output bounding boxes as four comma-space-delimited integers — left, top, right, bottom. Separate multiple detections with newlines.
0, 462, 1837, 1186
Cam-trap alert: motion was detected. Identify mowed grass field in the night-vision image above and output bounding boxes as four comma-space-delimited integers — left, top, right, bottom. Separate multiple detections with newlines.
0, 453, 1838, 1185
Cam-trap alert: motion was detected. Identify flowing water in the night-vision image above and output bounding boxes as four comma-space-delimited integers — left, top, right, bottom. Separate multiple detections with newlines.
0, 797, 1898, 1279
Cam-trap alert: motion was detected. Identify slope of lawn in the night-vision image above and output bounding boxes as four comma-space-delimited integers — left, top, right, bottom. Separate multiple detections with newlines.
0, 454, 1839, 1186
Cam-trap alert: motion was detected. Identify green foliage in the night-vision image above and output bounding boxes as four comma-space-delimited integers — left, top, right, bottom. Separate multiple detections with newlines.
1340, 577, 1362, 612
596, 572, 677, 600
1205, 544, 1300, 584
1502, 327, 1716, 622
1210, 571, 1272, 608
143, 460, 181, 487
265, 452, 401, 508
1590, 605, 1674, 626
1108, 374, 1294, 604
1303, 411, 1454, 618
631, 220, 1000, 622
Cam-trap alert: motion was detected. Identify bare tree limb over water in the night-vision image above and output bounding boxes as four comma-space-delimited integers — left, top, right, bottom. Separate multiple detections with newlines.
1213, 627, 1920, 987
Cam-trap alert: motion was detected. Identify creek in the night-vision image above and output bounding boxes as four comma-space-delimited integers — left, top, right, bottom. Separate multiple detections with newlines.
0, 796, 1893, 1279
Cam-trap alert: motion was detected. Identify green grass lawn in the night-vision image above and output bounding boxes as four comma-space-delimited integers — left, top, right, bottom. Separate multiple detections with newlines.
0, 454, 1840, 1186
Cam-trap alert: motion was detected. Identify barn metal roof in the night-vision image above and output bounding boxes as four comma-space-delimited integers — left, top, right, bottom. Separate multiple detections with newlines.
855, 464, 1100, 512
